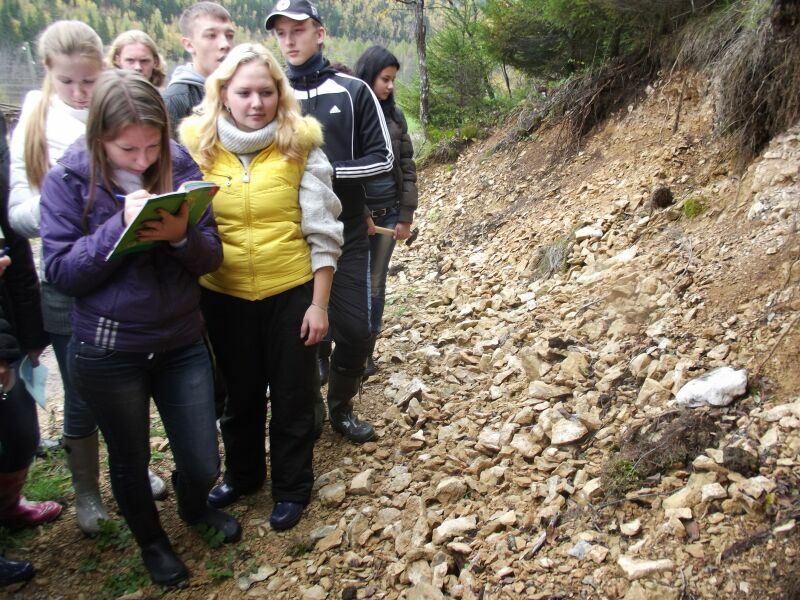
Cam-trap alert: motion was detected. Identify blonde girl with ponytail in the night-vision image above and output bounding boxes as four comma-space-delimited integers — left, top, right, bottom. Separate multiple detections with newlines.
8, 20, 167, 537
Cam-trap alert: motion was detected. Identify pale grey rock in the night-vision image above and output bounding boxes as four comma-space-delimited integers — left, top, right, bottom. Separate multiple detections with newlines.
318, 482, 347, 507
435, 477, 467, 504
432, 516, 478, 545
617, 555, 674, 580
529, 380, 573, 399
675, 366, 747, 407
550, 418, 589, 445
350, 469, 376, 495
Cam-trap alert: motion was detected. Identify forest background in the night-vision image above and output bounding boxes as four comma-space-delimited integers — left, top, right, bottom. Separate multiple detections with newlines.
0, 0, 796, 163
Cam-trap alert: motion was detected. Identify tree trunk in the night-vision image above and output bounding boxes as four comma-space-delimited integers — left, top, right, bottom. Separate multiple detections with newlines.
502, 61, 511, 95
415, 0, 429, 134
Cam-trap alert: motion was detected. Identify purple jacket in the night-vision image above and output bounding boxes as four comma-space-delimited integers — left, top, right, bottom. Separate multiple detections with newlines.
40, 137, 222, 353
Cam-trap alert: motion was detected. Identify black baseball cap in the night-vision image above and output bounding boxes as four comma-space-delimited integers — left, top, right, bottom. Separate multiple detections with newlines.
265, 0, 323, 31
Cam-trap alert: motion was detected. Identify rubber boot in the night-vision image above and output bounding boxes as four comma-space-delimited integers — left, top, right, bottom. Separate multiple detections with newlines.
317, 340, 332, 386
64, 432, 110, 535
327, 367, 375, 443
0, 556, 35, 586
0, 469, 62, 529
127, 507, 188, 588
148, 470, 167, 500
363, 335, 378, 379
172, 472, 241, 544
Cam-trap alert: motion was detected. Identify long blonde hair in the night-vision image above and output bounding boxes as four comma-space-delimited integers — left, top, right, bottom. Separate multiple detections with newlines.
83, 70, 172, 231
106, 30, 167, 88
24, 21, 103, 189
180, 43, 306, 171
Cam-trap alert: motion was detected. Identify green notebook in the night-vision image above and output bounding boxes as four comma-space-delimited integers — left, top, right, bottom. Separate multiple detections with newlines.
106, 181, 219, 261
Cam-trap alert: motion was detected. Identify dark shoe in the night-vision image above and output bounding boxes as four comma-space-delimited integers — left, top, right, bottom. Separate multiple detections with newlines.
140, 537, 188, 588
207, 482, 259, 509
0, 556, 35, 586
317, 340, 332, 386
329, 408, 375, 443
269, 502, 304, 531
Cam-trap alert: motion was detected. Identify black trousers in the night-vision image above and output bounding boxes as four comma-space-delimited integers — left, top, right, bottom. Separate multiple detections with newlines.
328, 215, 372, 375
0, 372, 39, 473
201, 283, 316, 504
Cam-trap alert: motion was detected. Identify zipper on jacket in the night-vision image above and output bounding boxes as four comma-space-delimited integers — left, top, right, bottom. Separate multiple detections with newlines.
242, 168, 250, 183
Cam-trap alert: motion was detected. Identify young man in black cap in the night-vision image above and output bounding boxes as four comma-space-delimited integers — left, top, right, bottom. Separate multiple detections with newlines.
266, 0, 394, 444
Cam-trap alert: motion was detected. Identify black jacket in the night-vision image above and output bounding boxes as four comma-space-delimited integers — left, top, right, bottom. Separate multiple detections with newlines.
289, 59, 394, 222
384, 105, 418, 224
0, 118, 49, 361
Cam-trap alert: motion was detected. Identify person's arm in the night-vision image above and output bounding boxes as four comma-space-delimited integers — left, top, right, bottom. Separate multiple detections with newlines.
330, 79, 394, 181
8, 93, 45, 238
298, 147, 344, 273
301, 266, 333, 346
40, 167, 133, 297
162, 143, 223, 276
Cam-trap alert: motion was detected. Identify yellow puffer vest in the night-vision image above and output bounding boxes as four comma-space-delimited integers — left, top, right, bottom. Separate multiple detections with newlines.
183, 118, 321, 301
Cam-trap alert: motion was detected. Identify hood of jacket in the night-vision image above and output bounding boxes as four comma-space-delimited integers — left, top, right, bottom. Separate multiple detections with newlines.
167, 63, 206, 89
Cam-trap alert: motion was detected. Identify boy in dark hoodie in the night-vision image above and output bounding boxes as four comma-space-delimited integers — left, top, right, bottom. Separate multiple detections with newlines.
163, 2, 235, 137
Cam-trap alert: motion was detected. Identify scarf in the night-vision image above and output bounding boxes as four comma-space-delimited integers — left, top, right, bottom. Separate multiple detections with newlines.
217, 116, 277, 156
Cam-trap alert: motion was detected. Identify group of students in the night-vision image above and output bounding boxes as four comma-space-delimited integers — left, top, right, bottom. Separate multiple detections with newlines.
0, 0, 417, 590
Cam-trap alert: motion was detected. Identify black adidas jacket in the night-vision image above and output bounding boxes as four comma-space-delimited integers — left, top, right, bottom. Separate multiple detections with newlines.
289, 60, 394, 221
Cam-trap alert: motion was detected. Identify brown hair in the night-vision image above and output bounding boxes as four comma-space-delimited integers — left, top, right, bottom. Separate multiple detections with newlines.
106, 30, 167, 88
83, 70, 172, 230
179, 1, 233, 37
24, 21, 103, 189
180, 43, 307, 170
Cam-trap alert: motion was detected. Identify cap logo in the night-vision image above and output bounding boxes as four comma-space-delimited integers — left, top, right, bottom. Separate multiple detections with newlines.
276, 0, 290, 10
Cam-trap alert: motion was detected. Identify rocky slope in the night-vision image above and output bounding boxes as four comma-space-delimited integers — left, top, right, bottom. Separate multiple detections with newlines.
12, 69, 800, 599
265, 69, 800, 599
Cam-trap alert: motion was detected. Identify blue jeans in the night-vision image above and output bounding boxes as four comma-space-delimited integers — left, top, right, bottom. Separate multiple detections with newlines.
368, 208, 399, 335
51, 333, 97, 438
67, 337, 219, 544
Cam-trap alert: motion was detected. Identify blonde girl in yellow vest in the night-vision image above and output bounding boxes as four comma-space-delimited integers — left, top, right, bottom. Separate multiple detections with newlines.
180, 43, 343, 531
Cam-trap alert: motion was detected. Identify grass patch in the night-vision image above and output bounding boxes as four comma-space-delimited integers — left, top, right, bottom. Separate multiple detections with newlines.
78, 557, 99, 573
23, 450, 70, 503
99, 555, 149, 599
95, 519, 132, 552
601, 409, 720, 500
683, 197, 706, 218
532, 232, 575, 280
286, 538, 314, 558
0, 526, 35, 552
196, 523, 227, 549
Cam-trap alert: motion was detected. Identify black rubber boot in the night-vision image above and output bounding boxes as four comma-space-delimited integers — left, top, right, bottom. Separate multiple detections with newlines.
317, 340, 332, 386
363, 335, 378, 379
0, 556, 34, 586
172, 472, 241, 544
140, 537, 188, 588
327, 367, 375, 443
126, 508, 187, 587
